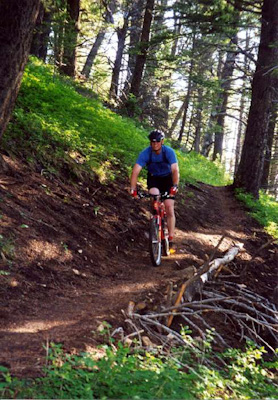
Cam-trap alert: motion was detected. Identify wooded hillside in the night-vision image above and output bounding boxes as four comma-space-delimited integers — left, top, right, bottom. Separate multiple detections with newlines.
0, 0, 277, 199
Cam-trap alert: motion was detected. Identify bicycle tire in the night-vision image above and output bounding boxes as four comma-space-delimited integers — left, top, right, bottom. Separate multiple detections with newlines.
162, 237, 170, 256
162, 218, 170, 256
149, 217, 162, 266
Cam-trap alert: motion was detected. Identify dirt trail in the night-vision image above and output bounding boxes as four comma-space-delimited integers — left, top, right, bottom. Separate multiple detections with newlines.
0, 154, 277, 377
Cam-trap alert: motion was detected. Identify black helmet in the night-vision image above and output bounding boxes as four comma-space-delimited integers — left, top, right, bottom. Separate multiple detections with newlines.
148, 130, 165, 142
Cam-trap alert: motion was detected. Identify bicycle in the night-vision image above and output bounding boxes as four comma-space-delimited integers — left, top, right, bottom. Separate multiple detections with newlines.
138, 191, 173, 267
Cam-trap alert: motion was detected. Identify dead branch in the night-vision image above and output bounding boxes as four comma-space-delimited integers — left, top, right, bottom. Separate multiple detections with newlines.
167, 240, 242, 327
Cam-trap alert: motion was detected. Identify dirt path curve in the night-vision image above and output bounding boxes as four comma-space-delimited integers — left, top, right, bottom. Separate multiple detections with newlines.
0, 156, 277, 377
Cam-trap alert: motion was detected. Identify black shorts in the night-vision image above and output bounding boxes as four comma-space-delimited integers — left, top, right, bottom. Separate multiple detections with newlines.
147, 173, 173, 194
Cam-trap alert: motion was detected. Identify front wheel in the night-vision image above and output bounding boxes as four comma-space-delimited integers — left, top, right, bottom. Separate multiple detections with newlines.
162, 218, 170, 256
162, 237, 170, 256
149, 217, 162, 266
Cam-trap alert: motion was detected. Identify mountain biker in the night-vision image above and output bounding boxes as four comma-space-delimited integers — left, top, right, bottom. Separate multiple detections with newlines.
130, 129, 179, 249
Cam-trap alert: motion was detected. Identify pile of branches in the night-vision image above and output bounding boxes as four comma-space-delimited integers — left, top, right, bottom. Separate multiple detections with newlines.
119, 240, 278, 354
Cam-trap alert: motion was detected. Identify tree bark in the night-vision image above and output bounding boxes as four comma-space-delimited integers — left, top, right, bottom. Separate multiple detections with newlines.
60, 0, 80, 77
201, 50, 224, 157
128, 0, 155, 102
0, 0, 41, 139
234, 30, 250, 175
212, 35, 238, 161
30, 2, 52, 62
82, 30, 106, 78
268, 132, 278, 198
168, 31, 196, 140
109, 13, 129, 100
81, 0, 116, 79
234, 0, 278, 197
261, 102, 277, 190
193, 87, 203, 153
121, 0, 145, 100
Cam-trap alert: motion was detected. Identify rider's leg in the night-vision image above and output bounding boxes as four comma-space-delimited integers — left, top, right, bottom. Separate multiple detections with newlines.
164, 199, 175, 239
149, 187, 160, 213
149, 187, 160, 195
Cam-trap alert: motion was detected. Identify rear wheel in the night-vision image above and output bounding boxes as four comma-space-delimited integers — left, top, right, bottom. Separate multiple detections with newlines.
149, 217, 162, 266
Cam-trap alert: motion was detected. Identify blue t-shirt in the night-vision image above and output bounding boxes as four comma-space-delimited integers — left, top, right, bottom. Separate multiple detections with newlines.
136, 145, 177, 177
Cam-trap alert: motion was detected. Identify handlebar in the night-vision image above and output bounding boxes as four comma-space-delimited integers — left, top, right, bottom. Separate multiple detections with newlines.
138, 191, 174, 201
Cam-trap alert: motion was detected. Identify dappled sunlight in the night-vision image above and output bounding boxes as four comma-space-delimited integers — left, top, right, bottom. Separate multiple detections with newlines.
21, 239, 73, 262
104, 281, 157, 295
4, 319, 76, 334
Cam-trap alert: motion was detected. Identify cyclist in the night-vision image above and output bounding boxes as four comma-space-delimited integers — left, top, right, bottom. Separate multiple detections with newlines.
130, 130, 179, 249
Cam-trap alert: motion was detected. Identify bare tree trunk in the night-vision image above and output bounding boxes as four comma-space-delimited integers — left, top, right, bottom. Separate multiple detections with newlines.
30, 2, 52, 62
60, 0, 80, 77
268, 132, 278, 198
234, 0, 278, 198
82, 0, 116, 79
177, 74, 195, 143
121, 0, 145, 99
53, 15, 65, 69
234, 31, 250, 175
213, 34, 238, 161
168, 31, 196, 140
82, 31, 106, 78
201, 50, 224, 157
0, 0, 41, 139
261, 102, 277, 189
193, 87, 203, 153
109, 13, 129, 100
128, 0, 155, 103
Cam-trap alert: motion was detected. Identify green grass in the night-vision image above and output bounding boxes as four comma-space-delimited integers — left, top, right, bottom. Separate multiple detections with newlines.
236, 189, 278, 240
3, 57, 228, 186
1, 340, 277, 399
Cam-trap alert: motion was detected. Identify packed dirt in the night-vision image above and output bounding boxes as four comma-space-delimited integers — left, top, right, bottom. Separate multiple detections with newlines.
0, 152, 277, 378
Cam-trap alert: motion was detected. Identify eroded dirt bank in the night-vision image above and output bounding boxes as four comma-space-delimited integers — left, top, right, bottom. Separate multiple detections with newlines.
0, 154, 277, 377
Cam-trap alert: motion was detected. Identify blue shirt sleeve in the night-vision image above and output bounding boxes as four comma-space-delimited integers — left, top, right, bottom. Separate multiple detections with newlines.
136, 147, 151, 167
164, 146, 178, 165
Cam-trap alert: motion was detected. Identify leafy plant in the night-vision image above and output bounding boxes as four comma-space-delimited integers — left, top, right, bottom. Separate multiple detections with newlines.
0, 340, 277, 399
235, 189, 278, 240
2, 58, 228, 188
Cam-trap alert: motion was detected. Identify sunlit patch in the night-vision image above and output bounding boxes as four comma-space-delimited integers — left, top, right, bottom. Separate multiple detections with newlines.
21, 239, 73, 261
5, 319, 75, 333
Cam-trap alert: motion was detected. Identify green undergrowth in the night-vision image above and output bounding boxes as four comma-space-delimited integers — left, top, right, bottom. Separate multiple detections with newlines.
3, 57, 227, 186
1, 336, 277, 399
236, 189, 278, 240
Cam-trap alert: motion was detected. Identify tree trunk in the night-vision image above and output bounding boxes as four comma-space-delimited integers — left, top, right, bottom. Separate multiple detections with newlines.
234, 91, 246, 175
168, 31, 196, 140
30, 2, 52, 62
201, 50, 224, 157
82, 0, 116, 79
109, 14, 129, 100
234, 0, 278, 198
81, 30, 106, 78
60, 0, 80, 77
0, 0, 41, 139
234, 31, 250, 176
213, 35, 238, 161
261, 102, 277, 189
128, 0, 155, 102
193, 87, 203, 153
121, 0, 145, 100
268, 132, 278, 198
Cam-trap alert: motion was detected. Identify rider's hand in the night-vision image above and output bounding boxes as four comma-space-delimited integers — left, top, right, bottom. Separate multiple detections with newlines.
170, 185, 178, 196
130, 188, 138, 198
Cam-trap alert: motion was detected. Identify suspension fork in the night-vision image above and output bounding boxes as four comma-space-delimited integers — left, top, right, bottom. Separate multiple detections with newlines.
151, 199, 162, 241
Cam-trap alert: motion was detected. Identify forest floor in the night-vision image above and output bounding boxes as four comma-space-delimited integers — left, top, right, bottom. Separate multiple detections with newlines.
0, 152, 277, 378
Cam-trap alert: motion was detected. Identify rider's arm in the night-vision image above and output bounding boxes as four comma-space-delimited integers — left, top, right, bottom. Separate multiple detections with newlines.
171, 163, 179, 187
130, 163, 142, 190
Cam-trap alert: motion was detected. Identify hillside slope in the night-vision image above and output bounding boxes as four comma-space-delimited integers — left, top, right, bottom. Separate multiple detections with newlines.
0, 152, 277, 377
